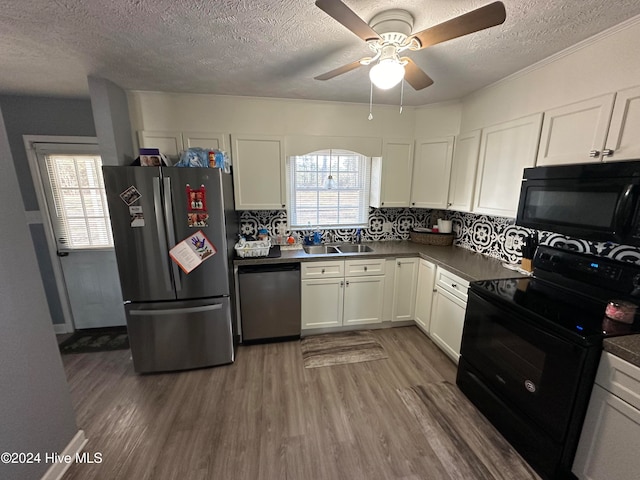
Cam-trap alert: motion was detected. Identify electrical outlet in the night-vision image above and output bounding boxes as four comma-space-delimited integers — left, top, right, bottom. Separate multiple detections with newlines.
382, 222, 392, 233
505, 236, 514, 249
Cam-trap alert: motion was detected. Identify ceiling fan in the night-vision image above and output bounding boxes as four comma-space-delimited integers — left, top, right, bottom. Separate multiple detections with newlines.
314, 0, 507, 91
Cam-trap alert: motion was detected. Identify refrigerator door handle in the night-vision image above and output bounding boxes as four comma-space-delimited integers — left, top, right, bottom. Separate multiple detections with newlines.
129, 303, 224, 316
153, 177, 174, 293
163, 176, 183, 292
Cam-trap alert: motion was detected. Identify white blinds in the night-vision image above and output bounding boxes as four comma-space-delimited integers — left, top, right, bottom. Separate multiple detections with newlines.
43, 154, 113, 249
288, 149, 371, 229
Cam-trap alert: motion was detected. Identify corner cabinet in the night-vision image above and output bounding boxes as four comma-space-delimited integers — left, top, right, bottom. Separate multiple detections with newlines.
231, 134, 286, 210
603, 84, 640, 162
410, 136, 454, 209
370, 138, 414, 208
573, 351, 640, 480
414, 259, 436, 333
391, 258, 419, 322
447, 130, 481, 213
473, 113, 543, 218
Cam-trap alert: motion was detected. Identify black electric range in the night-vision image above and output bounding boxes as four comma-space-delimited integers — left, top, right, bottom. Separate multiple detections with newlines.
457, 245, 640, 480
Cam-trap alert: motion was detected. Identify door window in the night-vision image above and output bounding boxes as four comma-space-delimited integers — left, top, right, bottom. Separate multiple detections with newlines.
37, 145, 113, 250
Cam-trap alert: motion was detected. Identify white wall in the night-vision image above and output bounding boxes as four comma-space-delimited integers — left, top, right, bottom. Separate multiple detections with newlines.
127, 91, 462, 148
460, 18, 640, 132
0, 106, 78, 480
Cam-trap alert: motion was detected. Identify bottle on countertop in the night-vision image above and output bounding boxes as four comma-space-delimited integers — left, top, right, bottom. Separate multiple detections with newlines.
355, 228, 362, 244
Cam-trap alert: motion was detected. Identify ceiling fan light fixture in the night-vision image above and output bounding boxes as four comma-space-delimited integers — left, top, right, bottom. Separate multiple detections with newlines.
369, 58, 405, 90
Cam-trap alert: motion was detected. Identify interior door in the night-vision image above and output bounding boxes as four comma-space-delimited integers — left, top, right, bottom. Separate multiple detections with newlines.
35, 143, 126, 329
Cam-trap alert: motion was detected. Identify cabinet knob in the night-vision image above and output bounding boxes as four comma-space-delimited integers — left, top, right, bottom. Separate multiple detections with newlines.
397, 262, 401, 266
340, 281, 344, 286
602, 149, 614, 157
381, 202, 385, 206
589, 150, 600, 158
346, 280, 350, 286
451, 283, 457, 288
321, 268, 325, 274
448, 202, 452, 207
412, 202, 416, 206
281, 204, 286, 208
364, 266, 368, 272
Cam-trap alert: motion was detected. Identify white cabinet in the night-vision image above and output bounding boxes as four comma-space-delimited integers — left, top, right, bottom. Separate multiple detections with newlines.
473, 113, 543, 218
391, 258, 419, 322
536, 94, 615, 166
231, 134, 286, 210
414, 259, 436, 333
370, 138, 414, 208
573, 352, 640, 480
604, 85, 640, 162
447, 130, 481, 213
410, 136, 454, 209
138, 130, 229, 161
301, 259, 385, 331
429, 267, 469, 364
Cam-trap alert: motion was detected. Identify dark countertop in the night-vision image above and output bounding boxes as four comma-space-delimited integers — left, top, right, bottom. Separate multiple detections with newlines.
234, 240, 523, 282
604, 335, 640, 368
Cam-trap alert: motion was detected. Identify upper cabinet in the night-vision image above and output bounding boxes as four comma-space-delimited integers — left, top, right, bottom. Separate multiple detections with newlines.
410, 136, 454, 209
536, 85, 640, 165
536, 94, 615, 166
370, 138, 414, 208
138, 131, 229, 161
473, 113, 543, 218
604, 85, 640, 162
447, 130, 481, 213
231, 134, 286, 210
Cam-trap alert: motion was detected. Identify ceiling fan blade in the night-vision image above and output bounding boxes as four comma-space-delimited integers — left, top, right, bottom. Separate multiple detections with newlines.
315, 0, 381, 42
410, 1, 506, 50
314, 60, 364, 81
402, 58, 434, 90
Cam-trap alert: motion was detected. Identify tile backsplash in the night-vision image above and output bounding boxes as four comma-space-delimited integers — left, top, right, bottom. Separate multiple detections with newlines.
239, 209, 640, 265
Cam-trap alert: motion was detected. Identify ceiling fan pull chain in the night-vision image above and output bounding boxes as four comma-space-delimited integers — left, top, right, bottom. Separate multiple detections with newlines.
399, 80, 404, 114
368, 81, 373, 120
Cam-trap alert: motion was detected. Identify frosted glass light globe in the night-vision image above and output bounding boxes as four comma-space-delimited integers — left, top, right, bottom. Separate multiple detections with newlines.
369, 59, 405, 90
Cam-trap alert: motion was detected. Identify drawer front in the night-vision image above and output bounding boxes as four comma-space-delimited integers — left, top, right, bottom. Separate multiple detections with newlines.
345, 259, 386, 277
436, 267, 469, 302
596, 351, 640, 410
301, 261, 344, 279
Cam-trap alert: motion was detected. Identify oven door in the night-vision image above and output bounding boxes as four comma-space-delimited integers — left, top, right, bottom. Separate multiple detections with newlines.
460, 290, 589, 442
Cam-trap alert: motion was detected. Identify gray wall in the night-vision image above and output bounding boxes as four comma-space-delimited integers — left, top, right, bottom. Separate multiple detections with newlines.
0, 105, 78, 480
0, 95, 96, 325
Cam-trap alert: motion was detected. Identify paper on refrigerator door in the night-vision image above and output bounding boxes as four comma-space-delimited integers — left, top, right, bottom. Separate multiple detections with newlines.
169, 230, 217, 274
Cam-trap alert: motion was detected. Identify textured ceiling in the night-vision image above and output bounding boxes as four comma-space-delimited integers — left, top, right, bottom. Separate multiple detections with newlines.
1, 0, 640, 106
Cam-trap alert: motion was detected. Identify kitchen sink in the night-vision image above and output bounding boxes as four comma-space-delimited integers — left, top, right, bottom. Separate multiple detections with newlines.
303, 245, 340, 254
336, 244, 374, 253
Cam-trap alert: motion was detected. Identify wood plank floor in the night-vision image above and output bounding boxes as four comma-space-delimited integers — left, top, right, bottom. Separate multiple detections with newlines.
60, 326, 538, 480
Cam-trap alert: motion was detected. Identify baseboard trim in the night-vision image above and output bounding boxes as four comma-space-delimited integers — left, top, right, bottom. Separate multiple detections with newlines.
40, 430, 87, 480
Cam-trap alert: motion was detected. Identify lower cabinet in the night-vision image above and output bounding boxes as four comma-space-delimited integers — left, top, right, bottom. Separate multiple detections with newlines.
301, 259, 385, 330
573, 351, 640, 479
429, 267, 469, 363
391, 258, 419, 322
414, 259, 436, 333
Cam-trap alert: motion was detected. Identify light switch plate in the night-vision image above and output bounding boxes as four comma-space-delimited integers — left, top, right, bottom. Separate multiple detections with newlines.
383, 222, 392, 233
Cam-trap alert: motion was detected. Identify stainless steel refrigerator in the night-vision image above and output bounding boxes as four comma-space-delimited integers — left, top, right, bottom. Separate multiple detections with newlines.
103, 166, 237, 373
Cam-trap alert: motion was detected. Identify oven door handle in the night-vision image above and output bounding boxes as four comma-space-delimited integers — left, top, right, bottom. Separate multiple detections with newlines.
613, 184, 637, 236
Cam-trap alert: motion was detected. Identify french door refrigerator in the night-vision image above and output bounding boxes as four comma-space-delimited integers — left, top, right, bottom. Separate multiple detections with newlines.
103, 166, 237, 373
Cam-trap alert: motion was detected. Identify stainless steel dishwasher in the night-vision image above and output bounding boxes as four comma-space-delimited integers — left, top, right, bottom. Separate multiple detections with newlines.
237, 263, 301, 342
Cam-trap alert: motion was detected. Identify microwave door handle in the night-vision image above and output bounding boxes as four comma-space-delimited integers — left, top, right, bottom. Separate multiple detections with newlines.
613, 184, 636, 235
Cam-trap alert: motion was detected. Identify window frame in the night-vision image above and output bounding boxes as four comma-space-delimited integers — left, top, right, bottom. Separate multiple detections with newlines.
287, 149, 371, 230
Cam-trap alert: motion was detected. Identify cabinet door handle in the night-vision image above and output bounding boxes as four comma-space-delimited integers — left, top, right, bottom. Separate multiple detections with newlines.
451, 283, 457, 288
589, 149, 600, 158
364, 266, 368, 272
602, 149, 614, 157
321, 268, 325, 274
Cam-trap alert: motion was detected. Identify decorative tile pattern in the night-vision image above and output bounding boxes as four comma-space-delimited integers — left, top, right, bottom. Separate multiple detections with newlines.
239, 209, 640, 265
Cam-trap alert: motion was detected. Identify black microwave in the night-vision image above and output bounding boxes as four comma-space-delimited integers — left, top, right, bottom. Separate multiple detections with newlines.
516, 160, 640, 246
